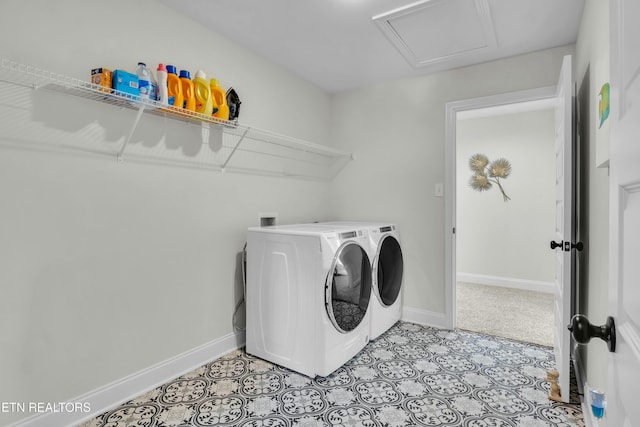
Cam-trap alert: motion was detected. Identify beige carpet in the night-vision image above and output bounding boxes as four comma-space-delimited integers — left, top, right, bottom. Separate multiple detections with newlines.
456, 282, 554, 347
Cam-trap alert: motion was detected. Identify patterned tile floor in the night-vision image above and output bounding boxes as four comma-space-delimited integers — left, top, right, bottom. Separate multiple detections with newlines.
81, 322, 583, 426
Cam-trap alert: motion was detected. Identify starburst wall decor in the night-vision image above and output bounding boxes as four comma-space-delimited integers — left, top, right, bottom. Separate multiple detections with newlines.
469, 153, 512, 201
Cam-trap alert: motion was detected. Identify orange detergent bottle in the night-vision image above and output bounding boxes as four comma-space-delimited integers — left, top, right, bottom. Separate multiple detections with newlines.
210, 78, 229, 120
180, 70, 196, 112
166, 65, 183, 109
193, 70, 214, 116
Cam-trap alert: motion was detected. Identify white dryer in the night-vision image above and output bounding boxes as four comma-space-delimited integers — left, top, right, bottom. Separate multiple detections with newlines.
320, 222, 404, 339
246, 223, 372, 377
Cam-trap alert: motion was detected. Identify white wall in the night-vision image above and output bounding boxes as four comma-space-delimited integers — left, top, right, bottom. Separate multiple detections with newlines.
456, 109, 556, 285
0, 0, 333, 424
329, 45, 574, 320
574, 0, 610, 401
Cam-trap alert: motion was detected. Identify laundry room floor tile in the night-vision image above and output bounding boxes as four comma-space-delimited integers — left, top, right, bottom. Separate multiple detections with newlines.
80, 322, 583, 426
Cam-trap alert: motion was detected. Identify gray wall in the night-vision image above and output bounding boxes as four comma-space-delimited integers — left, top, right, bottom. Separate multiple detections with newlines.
456, 109, 556, 285
574, 0, 610, 397
329, 45, 573, 318
0, 0, 333, 424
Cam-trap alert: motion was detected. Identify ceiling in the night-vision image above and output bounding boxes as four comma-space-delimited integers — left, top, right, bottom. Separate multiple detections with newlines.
157, 0, 585, 93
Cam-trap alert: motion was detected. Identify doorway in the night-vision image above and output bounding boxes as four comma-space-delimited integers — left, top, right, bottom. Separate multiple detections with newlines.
454, 100, 556, 346
444, 86, 558, 343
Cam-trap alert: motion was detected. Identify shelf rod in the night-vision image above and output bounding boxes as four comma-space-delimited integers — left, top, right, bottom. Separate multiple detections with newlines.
222, 127, 250, 171
118, 105, 145, 161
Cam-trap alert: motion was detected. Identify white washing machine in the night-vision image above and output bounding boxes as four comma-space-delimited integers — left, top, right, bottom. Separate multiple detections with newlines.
246, 223, 372, 377
320, 222, 404, 339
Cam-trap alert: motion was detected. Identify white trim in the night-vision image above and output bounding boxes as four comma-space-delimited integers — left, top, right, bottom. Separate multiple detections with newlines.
402, 306, 448, 330
444, 85, 558, 331
10, 331, 245, 427
457, 97, 556, 120
456, 273, 554, 294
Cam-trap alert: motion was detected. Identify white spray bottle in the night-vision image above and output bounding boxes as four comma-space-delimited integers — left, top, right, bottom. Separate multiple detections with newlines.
156, 63, 169, 106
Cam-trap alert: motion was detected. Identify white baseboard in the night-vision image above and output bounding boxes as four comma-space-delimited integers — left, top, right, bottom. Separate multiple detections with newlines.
402, 306, 448, 330
10, 331, 245, 427
457, 273, 554, 294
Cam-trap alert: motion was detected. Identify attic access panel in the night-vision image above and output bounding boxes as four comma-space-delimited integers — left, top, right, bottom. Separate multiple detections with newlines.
373, 0, 497, 68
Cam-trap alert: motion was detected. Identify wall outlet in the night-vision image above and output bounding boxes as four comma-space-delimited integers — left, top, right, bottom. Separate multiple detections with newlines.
434, 183, 444, 197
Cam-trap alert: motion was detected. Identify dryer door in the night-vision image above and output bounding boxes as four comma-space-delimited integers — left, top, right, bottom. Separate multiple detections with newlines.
325, 242, 372, 333
375, 235, 404, 307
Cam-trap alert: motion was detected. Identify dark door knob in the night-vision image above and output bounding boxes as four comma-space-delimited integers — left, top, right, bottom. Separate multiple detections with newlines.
567, 314, 616, 352
572, 242, 584, 251
550, 240, 584, 251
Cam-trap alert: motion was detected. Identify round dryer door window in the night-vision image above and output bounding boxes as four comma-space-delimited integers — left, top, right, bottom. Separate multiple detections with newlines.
376, 236, 403, 307
325, 242, 372, 333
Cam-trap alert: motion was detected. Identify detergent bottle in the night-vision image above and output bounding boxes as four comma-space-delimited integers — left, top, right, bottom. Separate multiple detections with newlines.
156, 63, 169, 106
210, 78, 229, 120
193, 70, 214, 116
180, 70, 196, 112
166, 65, 183, 108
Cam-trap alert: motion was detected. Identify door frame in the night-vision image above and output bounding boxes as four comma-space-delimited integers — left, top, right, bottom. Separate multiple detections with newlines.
444, 85, 557, 329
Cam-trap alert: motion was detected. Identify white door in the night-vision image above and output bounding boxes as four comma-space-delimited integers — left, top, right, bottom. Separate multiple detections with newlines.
606, 0, 640, 425
551, 54, 574, 403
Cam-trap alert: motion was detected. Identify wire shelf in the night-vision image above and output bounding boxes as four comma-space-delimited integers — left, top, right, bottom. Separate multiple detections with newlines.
0, 58, 352, 181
